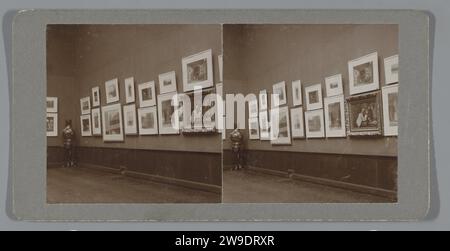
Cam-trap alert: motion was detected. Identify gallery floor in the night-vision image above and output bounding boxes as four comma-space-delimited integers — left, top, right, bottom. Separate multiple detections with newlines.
222, 169, 391, 203
47, 165, 220, 203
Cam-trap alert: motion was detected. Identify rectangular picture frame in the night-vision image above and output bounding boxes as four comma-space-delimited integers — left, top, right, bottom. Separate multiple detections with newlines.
158, 92, 179, 135
124, 77, 135, 104
105, 78, 120, 104
80, 114, 92, 137
305, 83, 323, 111
305, 109, 325, 138
138, 106, 159, 135
290, 107, 305, 139
80, 96, 91, 115
123, 104, 137, 135
138, 81, 156, 108
325, 74, 343, 97
46, 97, 58, 113
158, 71, 177, 94
101, 103, 124, 142
382, 84, 399, 136
46, 113, 58, 137
324, 95, 346, 138
91, 107, 102, 136
270, 106, 291, 145
182, 49, 214, 92
348, 52, 380, 95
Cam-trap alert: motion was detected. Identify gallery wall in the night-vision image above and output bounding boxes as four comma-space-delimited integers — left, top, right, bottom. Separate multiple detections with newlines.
74, 25, 222, 153
223, 24, 398, 157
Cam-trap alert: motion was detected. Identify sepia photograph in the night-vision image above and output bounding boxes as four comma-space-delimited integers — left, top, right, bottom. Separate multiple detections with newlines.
348, 52, 380, 95
384, 55, 399, 85
46, 97, 58, 113
290, 107, 305, 138
182, 49, 214, 92
92, 86, 100, 107
80, 96, 91, 115
272, 81, 287, 107
158, 71, 177, 94
138, 81, 156, 108
324, 95, 346, 137
123, 104, 137, 135
46, 24, 222, 204
222, 24, 397, 203
259, 110, 270, 140
248, 117, 260, 140
305, 83, 323, 111
91, 107, 101, 136
382, 84, 399, 136
46, 113, 58, 137
124, 77, 135, 104
105, 78, 120, 104
138, 106, 158, 135
325, 74, 343, 97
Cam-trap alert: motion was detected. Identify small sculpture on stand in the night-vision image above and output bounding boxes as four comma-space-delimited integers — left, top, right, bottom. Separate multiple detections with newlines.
62, 120, 76, 167
229, 127, 244, 170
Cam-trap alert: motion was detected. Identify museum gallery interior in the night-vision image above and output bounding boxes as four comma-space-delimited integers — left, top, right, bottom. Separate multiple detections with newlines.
46, 24, 398, 203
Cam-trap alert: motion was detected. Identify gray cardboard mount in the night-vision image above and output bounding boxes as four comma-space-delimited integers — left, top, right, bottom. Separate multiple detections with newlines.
11, 9, 429, 221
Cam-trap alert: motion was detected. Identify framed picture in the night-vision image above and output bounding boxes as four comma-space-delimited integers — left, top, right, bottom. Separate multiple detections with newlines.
348, 52, 380, 95
218, 54, 223, 82
270, 106, 291, 145
91, 108, 102, 136
346, 91, 383, 136
124, 77, 135, 104
138, 106, 158, 135
382, 84, 399, 136
46, 97, 58, 113
325, 74, 343, 97
158, 92, 179, 134
292, 80, 302, 106
181, 88, 218, 133
105, 78, 120, 104
305, 83, 323, 111
101, 103, 124, 141
248, 99, 258, 118
259, 89, 268, 111
46, 113, 58, 137
305, 109, 325, 138
324, 95, 346, 137
290, 107, 305, 139
91, 86, 100, 107
80, 114, 92, 137
272, 81, 287, 107
123, 104, 137, 135
80, 96, 91, 115
182, 49, 214, 92
158, 71, 177, 94
216, 83, 224, 116
384, 54, 399, 85
259, 111, 270, 140
138, 81, 156, 108
248, 117, 260, 140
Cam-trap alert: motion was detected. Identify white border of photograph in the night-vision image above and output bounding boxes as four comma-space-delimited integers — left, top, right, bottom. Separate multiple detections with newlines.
105, 78, 120, 104
259, 111, 270, 141
248, 117, 260, 140
91, 86, 100, 107
324, 95, 346, 138
218, 54, 223, 82
124, 77, 135, 104
325, 74, 343, 97
304, 83, 323, 111
248, 99, 258, 118
138, 106, 159, 135
270, 106, 291, 145
80, 96, 91, 115
101, 103, 124, 142
46, 113, 58, 137
290, 107, 305, 139
382, 84, 399, 136
158, 71, 177, 94
305, 109, 325, 138
138, 81, 156, 108
384, 54, 399, 85
46, 97, 58, 113
182, 49, 214, 92
292, 80, 302, 106
91, 108, 102, 136
272, 81, 287, 107
259, 89, 268, 111
123, 104, 137, 135
80, 114, 92, 137
157, 92, 179, 135
348, 52, 380, 95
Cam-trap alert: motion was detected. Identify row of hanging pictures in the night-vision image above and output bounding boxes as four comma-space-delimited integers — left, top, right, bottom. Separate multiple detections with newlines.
47, 49, 223, 141
46, 97, 58, 137
247, 52, 399, 145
